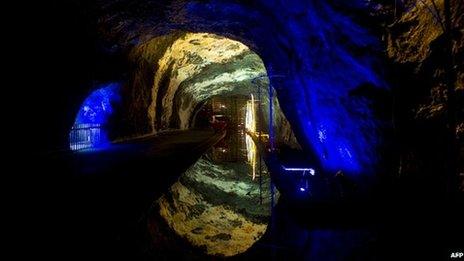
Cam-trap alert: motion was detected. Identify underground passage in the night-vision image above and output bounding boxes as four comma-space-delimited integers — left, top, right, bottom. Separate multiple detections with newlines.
22, 0, 463, 260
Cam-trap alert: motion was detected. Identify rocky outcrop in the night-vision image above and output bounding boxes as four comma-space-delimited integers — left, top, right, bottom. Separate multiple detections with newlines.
375, 0, 463, 186
385, 0, 462, 123
112, 32, 183, 138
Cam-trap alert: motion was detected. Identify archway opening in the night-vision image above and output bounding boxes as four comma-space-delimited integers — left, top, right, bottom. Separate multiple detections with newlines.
69, 83, 121, 151
127, 32, 298, 256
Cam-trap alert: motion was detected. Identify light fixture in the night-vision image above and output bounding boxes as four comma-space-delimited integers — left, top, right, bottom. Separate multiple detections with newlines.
282, 166, 316, 176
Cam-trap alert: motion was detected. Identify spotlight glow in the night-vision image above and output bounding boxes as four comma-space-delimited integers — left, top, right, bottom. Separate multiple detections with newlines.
245, 94, 259, 180
245, 94, 256, 133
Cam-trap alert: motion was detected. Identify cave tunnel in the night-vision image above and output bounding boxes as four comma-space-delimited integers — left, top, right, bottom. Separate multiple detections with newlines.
21, 0, 463, 260
69, 82, 121, 150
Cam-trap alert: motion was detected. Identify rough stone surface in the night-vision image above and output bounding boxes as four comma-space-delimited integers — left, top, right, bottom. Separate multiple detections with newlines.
378, 0, 463, 180
384, 0, 463, 120
158, 156, 274, 256
95, 0, 390, 175
115, 32, 300, 148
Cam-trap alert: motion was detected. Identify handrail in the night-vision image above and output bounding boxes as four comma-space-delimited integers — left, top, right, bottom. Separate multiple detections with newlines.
69, 123, 103, 151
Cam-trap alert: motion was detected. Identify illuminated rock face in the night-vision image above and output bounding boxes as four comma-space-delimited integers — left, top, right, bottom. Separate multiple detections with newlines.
385, 0, 463, 114
386, 0, 462, 66
147, 33, 261, 130
99, 0, 389, 176
120, 32, 300, 147
380, 0, 463, 177
158, 156, 273, 256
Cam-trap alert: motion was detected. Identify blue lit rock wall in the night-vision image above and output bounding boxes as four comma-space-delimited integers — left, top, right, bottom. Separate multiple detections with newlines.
97, 0, 389, 176
73, 83, 121, 125
70, 83, 121, 149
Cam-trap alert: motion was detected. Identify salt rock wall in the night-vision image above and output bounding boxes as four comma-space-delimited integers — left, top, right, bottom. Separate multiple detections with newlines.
97, 0, 388, 175
148, 33, 255, 130
386, 0, 463, 123
378, 0, 463, 181
115, 32, 299, 148
114, 32, 183, 138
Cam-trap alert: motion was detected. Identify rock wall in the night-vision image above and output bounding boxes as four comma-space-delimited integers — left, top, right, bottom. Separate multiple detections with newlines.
96, 0, 389, 175
113, 32, 300, 148
112, 32, 183, 138
386, 0, 463, 125
374, 0, 463, 185
148, 33, 255, 130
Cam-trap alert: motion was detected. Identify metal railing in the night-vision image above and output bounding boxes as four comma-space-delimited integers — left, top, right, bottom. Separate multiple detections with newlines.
250, 74, 286, 210
69, 123, 103, 151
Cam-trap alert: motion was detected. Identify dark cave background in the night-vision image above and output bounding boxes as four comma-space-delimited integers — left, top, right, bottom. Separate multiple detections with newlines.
13, 0, 463, 260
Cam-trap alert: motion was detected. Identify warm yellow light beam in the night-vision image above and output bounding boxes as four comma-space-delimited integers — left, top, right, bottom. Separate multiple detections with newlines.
245, 94, 258, 180
245, 134, 257, 180
245, 94, 256, 133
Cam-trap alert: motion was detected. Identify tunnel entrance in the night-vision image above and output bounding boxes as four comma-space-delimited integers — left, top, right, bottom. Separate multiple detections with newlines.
155, 93, 275, 257
134, 32, 299, 256
69, 123, 103, 151
127, 32, 297, 143
64, 32, 301, 257
69, 83, 120, 151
